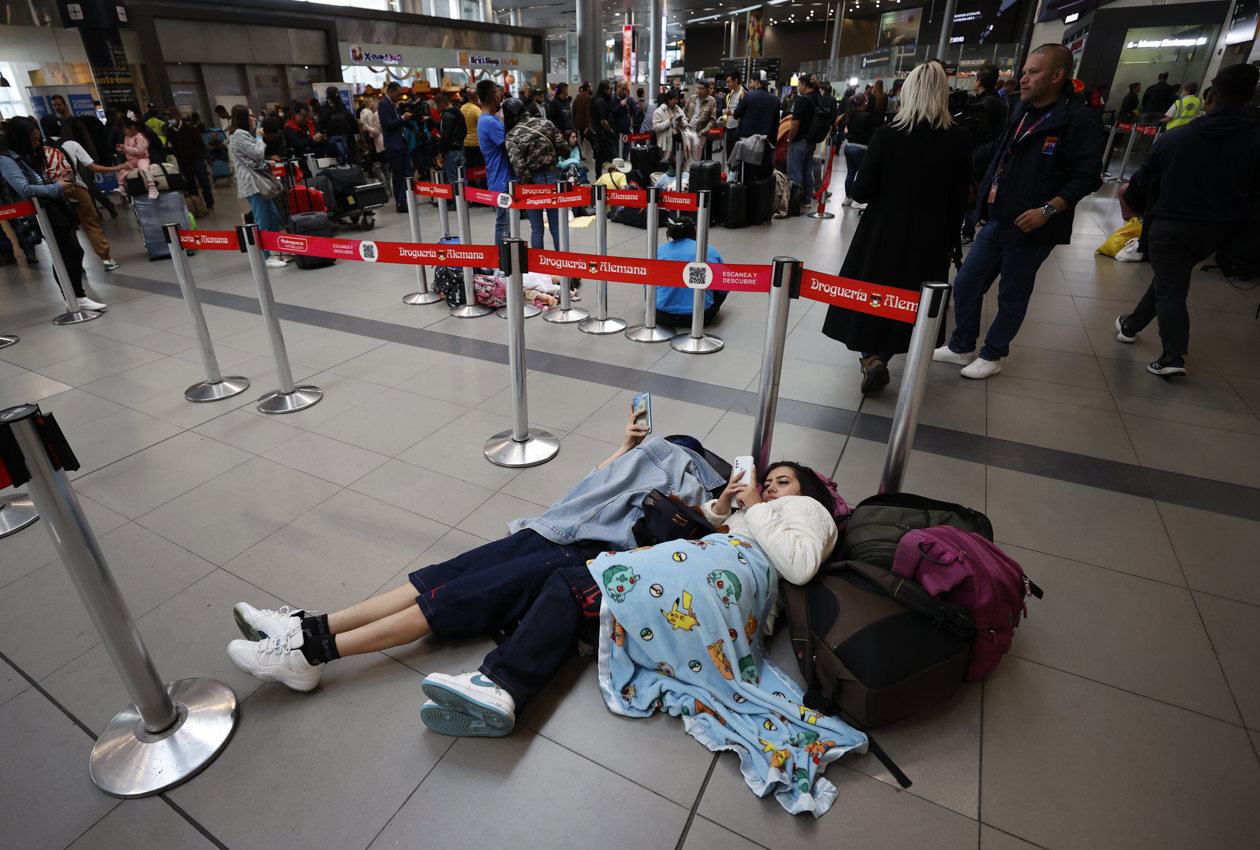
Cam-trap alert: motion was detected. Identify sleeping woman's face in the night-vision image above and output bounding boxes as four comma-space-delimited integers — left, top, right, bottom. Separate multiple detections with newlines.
761, 466, 802, 502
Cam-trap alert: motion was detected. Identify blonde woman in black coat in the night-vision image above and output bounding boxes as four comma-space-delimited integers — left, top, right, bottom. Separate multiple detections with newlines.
821, 62, 972, 393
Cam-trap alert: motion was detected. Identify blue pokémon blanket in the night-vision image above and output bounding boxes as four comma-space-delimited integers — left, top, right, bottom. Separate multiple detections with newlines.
588, 533, 868, 816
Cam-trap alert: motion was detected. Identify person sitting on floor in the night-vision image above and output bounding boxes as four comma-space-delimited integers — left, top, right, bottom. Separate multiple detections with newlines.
654, 216, 727, 328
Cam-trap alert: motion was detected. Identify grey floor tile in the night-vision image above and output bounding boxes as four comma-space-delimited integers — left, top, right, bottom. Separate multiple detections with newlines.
39, 341, 167, 386
500, 432, 620, 507
168, 652, 451, 850
311, 386, 467, 456
1004, 545, 1237, 721
368, 731, 690, 850
0, 657, 29, 706
1194, 592, 1260, 730
223, 488, 447, 614
1124, 415, 1260, 489
982, 658, 1260, 849
1115, 393, 1260, 435
479, 370, 622, 434
572, 389, 728, 449
74, 431, 251, 519
0, 561, 107, 680
80, 355, 217, 407
0, 690, 118, 850
682, 816, 769, 849
136, 457, 339, 565
1158, 503, 1260, 606
265, 429, 389, 487
456, 491, 550, 538
0, 369, 74, 406
980, 825, 1045, 850
1099, 356, 1247, 412
351, 457, 496, 527
395, 406, 526, 490
831, 437, 988, 512
0, 493, 127, 590
997, 346, 1109, 390
326, 340, 454, 387
860, 375, 989, 436
192, 405, 303, 454
517, 656, 717, 807
986, 392, 1137, 464
66, 798, 217, 850
986, 468, 1182, 583
987, 374, 1117, 411
59, 406, 182, 476
699, 753, 978, 848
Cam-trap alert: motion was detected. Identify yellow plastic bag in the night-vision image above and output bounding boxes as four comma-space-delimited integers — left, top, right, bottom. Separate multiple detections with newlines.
1097, 217, 1142, 257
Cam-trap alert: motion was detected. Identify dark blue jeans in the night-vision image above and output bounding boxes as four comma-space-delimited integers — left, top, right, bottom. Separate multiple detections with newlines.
386, 147, 411, 209
526, 168, 560, 250
443, 147, 463, 187
946, 219, 1057, 362
842, 143, 866, 199
1125, 217, 1227, 359
481, 563, 602, 706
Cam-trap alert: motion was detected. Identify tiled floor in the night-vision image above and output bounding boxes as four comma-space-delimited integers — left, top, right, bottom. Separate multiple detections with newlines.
2, 163, 1258, 850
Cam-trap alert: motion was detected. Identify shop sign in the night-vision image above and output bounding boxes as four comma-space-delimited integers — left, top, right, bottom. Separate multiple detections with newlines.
348, 44, 405, 64
341, 42, 542, 72
861, 48, 893, 70
1125, 37, 1208, 49
458, 51, 520, 68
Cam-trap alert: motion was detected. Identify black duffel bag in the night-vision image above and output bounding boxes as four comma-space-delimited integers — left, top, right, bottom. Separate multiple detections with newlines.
840, 492, 993, 568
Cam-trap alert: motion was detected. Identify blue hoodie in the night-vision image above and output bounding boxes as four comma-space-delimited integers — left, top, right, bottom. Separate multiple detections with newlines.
1126, 107, 1260, 224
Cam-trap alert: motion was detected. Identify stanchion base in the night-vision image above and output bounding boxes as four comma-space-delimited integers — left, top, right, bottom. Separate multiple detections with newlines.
807, 211, 836, 220
185, 377, 251, 403
496, 304, 542, 319
0, 334, 18, 349
256, 386, 323, 414
52, 309, 102, 325
449, 303, 495, 318
542, 306, 590, 324
625, 323, 676, 343
90, 677, 237, 798
0, 494, 39, 539
403, 291, 443, 305
670, 332, 725, 354
578, 316, 629, 335
1104, 176, 1124, 184
483, 428, 560, 468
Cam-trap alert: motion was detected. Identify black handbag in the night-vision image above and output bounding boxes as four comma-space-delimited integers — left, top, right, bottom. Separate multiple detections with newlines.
632, 489, 720, 547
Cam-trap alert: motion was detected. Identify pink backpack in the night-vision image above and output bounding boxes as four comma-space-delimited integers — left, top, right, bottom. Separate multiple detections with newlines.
891, 526, 1043, 682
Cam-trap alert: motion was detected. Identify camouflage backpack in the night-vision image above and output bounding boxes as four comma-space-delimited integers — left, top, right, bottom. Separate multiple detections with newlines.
505, 116, 564, 178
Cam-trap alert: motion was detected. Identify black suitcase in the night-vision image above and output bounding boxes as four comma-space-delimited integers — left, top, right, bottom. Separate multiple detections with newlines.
321, 164, 365, 192
630, 142, 663, 176
715, 182, 749, 229
288, 211, 335, 270
787, 179, 803, 217
688, 159, 721, 194
749, 175, 775, 224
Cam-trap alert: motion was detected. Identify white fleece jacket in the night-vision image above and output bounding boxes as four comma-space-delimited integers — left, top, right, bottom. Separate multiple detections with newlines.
700, 494, 837, 586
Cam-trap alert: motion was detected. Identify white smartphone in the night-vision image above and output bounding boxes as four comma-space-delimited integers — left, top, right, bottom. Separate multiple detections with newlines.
732, 455, 754, 485
631, 392, 652, 434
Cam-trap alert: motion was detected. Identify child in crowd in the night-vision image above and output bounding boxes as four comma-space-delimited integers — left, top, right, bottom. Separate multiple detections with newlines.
114, 117, 158, 199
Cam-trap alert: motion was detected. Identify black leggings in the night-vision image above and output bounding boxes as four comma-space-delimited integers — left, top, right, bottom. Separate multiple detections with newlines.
50, 223, 86, 298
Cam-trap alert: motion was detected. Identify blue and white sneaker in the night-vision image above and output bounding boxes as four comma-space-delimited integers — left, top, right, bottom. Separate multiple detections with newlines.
420, 672, 516, 737
233, 602, 303, 641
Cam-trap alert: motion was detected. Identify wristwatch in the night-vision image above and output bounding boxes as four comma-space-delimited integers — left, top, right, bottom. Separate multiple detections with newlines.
1041, 203, 1058, 218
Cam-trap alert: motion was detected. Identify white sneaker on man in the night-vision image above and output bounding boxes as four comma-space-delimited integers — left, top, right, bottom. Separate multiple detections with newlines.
227, 631, 322, 692
233, 602, 303, 641
961, 357, 1002, 379
932, 344, 975, 366
265, 257, 287, 269
420, 671, 515, 737
78, 297, 108, 311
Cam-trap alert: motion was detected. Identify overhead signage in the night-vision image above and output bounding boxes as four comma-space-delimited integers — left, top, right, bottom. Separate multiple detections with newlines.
340, 43, 543, 72
348, 45, 404, 64
862, 48, 893, 70
1124, 37, 1209, 49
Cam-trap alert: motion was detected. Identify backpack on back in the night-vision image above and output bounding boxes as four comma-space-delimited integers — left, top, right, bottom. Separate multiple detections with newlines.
806, 93, 835, 145
840, 492, 993, 568
892, 527, 1043, 681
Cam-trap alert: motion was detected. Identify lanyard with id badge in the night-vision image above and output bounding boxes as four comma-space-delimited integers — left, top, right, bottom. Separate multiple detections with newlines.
987, 109, 1056, 204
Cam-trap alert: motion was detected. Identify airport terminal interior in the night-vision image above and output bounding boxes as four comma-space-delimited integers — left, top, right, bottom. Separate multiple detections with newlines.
2, 0, 1260, 847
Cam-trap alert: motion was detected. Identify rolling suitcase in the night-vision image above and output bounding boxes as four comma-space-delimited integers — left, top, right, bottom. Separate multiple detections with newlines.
288, 211, 335, 270
132, 191, 191, 260
688, 160, 721, 194
749, 175, 775, 225
811, 155, 824, 193
307, 175, 337, 214
210, 158, 232, 184
787, 179, 803, 217
716, 182, 748, 229
287, 184, 327, 214
630, 142, 663, 177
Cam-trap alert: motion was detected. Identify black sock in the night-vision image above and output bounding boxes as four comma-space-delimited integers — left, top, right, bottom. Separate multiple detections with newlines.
299, 631, 340, 666
301, 613, 330, 637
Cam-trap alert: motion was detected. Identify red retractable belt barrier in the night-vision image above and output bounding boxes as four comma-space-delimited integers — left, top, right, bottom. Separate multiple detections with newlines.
515, 184, 555, 197
800, 268, 919, 324
258, 230, 497, 266
516, 189, 592, 209
177, 230, 241, 251
1137, 125, 1160, 136
0, 200, 36, 220
466, 166, 487, 180
708, 127, 725, 137
413, 181, 455, 199
1117, 122, 1134, 131
531, 249, 770, 292
607, 189, 647, 208
464, 186, 506, 207
624, 131, 653, 143
660, 191, 699, 211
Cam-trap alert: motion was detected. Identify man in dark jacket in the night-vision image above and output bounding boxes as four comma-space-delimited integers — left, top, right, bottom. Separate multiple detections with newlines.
166, 108, 214, 212
934, 43, 1104, 379
590, 80, 616, 175
1141, 72, 1176, 117
960, 65, 1009, 240
319, 88, 360, 165
1115, 64, 1260, 377
547, 83, 573, 133
734, 73, 780, 140
437, 92, 465, 199
380, 82, 414, 212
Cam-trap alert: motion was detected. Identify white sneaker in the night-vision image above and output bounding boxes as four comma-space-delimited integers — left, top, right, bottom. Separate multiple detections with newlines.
227, 631, 322, 692
103, 259, 120, 271
233, 602, 303, 641
420, 671, 515, 737
841, 197, 853, 207
961, 357, 1002, 379
850, 201, 868, 211
932, 344, 975, 366
265, 257, 287, 269
146, 184, 159, 200
77, 297, 108, 311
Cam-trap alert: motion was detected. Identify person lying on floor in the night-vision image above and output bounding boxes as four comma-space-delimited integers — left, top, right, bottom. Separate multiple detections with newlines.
227, 410, 727, 691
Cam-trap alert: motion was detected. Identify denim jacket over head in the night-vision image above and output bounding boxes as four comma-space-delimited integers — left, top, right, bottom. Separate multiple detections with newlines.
510, 437, 728, 551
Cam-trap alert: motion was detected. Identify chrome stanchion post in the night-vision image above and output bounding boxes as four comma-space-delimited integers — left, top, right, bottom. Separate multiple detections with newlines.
0, 333, 18, 349
403, 182, 442, 305
435, 169, 452, 238
675, 146, 684, 192
163, 224, 250, 402
578, 184, 628, 334
0, 403, 237, 797
0, 493, 39, 538
878, 281, 952, 494
625, 186, 674, 342
1114, 124, 1139, 183
35, 202, 101, 326
751, 257, 802, 473
1101, 121, 1120, 177
450, 175, 494, 318
483, 239, 560, 468
237, 224, 322, 414
499, 180, 541, 319
808, 139, 836, 220
543, 179, 589, 324
670, 189, 723, 354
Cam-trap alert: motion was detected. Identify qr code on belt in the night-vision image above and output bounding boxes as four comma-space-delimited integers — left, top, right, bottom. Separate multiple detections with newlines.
358, 240, 379, 262
687, 266, 708, 287
361, 243, 377, 260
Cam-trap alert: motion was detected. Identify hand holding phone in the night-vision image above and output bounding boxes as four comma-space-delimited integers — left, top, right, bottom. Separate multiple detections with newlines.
631, 392, 653, 435
732, 455, 754, 485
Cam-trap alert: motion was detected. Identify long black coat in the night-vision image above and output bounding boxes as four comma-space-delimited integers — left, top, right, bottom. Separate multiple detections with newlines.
822, 121, 972, 355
